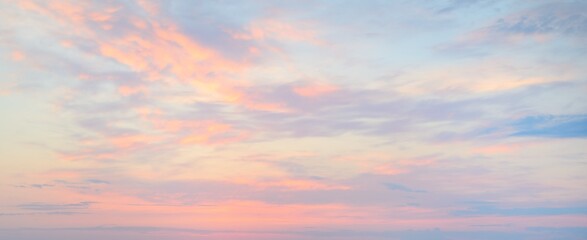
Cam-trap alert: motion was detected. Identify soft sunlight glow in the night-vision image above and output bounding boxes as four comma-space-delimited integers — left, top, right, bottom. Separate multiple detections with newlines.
1, 1, 586, 239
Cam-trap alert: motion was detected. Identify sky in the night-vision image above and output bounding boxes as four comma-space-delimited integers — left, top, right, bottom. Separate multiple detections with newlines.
0, 0, 586, 239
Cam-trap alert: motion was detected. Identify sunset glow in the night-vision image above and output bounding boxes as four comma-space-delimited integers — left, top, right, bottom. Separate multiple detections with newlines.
1, 1, 586, 239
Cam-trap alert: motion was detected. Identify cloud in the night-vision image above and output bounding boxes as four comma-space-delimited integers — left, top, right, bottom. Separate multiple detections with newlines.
85, 179, 110, 184
436, 1, 587, 56
453, 204, 587, 217
292, 82, 339, 97
228, 18, 325, 45
10, 51, 26, 61
1, 1, 586, 239
2, 226, 587, 240
491, 2, 587, 37
241, 178, 351, 191
18, 202, 94, 211
12, 0, 291, 112
14, 184, 54, 189
384, 183, 427, 193
0, 212, 86, 216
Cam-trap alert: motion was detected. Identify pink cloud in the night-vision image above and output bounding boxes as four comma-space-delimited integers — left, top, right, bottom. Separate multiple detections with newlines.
10, 51, 26, 61
117, 85, 147, 96
179, 122, 250, 146
293, 82, 339, 97
229, 19, 325, 45
372, 164, 408, 175
363, 156, 437, 176
17, 0, 288, 112
147, 116, 251, 146
110, 134, 159, 149
234, 178, 351, 191
472, 141, 538, 155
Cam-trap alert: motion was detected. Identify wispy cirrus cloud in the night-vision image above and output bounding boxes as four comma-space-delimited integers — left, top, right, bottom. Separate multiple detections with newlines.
18, 202, 94, 211
437, 1, 587, 55
1, 1, 586, 239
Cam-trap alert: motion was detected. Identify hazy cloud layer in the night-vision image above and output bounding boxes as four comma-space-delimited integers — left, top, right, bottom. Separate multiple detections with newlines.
0, 0, 585, 239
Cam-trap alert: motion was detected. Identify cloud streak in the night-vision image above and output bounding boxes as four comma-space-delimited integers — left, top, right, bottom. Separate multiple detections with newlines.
1, 1, 586, 239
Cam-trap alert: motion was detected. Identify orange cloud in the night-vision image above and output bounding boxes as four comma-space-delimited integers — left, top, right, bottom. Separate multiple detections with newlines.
136, 0, 160, 16
89, 6, 121, 23
230, 19, 324, 45
18, 0, 286, 112
45, 1, 86, 25
97, 24, 288, 112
